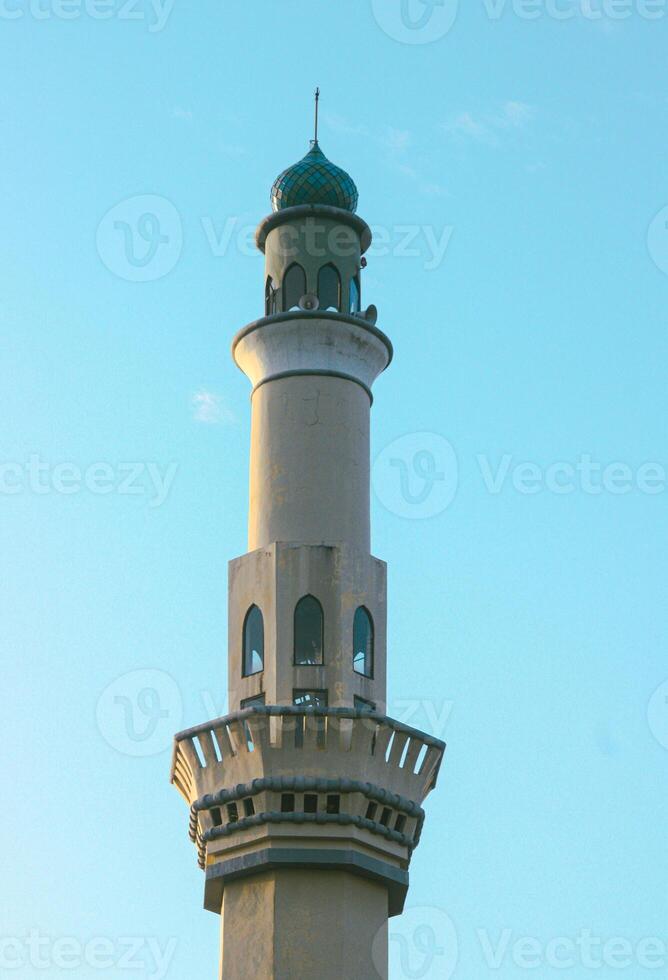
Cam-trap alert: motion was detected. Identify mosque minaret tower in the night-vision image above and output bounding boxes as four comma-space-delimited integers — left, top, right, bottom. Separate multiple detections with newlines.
170, 95, 445, 979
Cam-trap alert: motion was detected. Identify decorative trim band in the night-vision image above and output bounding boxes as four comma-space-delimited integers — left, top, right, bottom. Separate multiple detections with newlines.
231, 311, 394, 367
193, 776, 424, 819
189, 776, 426, 870
174, 705, 446, 752
203, 846, 409, 917
251, 368, 373, 403
202, 809, 415, 849
255, 205, 373, 254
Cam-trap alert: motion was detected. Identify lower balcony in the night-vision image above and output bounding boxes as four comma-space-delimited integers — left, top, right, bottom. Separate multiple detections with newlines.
171, 705, 445, 916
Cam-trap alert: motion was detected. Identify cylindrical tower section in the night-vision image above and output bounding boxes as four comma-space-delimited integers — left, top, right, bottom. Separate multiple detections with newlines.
247, 372, 371, 550
233, 205, 391, 552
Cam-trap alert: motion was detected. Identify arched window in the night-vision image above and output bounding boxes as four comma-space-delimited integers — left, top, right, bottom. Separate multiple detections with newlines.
318, 263, 341, 312
294, 595, 324, 665
349, 275, 361, 313
265, 276, 277, 316
283, 263, 306, 312
242, 605, 264, 676
353, 606, 374, 677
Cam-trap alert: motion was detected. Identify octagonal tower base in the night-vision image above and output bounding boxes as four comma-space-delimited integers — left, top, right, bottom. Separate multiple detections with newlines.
219, 869, 388, 979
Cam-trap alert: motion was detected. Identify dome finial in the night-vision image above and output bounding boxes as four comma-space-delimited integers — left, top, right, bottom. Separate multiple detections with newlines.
270, 95, 359, 213
313, 87, 320, 146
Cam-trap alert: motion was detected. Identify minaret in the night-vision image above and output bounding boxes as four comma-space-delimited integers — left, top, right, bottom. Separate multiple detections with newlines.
171, 98, 445, 980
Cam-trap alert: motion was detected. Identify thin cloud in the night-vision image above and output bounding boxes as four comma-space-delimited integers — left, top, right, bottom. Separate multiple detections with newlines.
322, 115, 448, 199
192, 391, 236, 425
383, 127, 412, 152
322, 113, 370, 138
219, 142, 247, 158
173, 106, 193, 121
502, 101, 535, 127
443, 101, 536, 145
421, 182, 449, 198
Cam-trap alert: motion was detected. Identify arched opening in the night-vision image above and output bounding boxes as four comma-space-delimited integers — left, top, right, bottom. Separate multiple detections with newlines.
318, 263, 341, 312
265, 276, 277, 315
294, 595, 324, 665
353, 606, 374, 677
283, 263, 306, 312
349, 274, 361, 313
242, 604, 264, 676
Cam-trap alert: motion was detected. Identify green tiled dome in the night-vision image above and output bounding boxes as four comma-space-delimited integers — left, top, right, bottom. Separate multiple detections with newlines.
271, 142, 359, 213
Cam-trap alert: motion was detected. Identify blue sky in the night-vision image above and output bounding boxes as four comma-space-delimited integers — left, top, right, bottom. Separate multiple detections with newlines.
2, 1, 667, 977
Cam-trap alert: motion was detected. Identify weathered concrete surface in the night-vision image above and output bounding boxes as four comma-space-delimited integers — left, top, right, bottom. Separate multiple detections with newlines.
219, 869, 388, 979
245, 373, 374, 553
228, 543, 386, 712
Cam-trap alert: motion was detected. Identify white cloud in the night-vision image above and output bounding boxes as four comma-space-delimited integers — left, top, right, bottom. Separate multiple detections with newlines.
321, 115, 447, 198
192, 391, 236, 425
383, 127, 412, 152
501, 101, 535, 128
443, 101, 536, 144
173, 106, 193, 121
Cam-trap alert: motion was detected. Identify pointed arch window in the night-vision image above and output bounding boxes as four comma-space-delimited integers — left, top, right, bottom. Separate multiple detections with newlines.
294, 595, 324, 665
353, 606, 374, 678
349, 274, 361, 314
242, 605, 264, 676
318, 263, 341, 312
265, 276, 277, 316
283, 263, 306, 312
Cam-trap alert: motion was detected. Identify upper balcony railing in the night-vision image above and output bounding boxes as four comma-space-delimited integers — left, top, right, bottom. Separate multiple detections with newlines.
172, 705, 445, 810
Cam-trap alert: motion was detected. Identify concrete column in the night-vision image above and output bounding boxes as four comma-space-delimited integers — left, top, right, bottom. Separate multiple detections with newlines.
219, 870, 388, 979
248, 375, 371, 552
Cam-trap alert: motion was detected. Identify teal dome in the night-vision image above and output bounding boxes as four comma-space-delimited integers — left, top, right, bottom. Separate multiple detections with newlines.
271, 142, 359, 213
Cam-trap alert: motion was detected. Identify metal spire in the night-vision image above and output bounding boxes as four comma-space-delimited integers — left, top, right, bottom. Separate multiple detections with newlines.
313, 87, 320, 145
